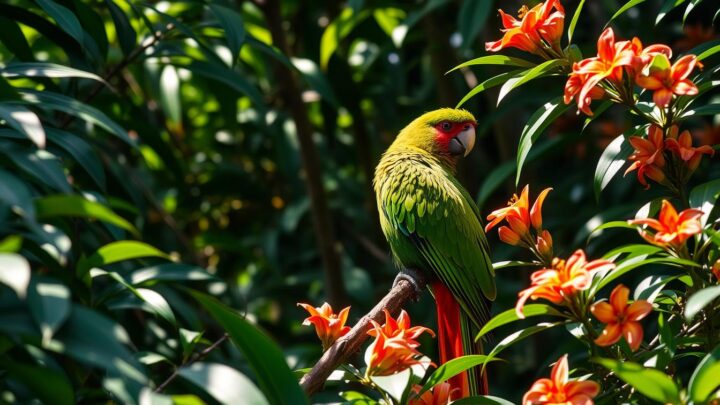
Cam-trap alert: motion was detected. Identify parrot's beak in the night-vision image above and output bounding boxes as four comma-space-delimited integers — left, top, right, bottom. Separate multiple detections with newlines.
449, 124, 476, 157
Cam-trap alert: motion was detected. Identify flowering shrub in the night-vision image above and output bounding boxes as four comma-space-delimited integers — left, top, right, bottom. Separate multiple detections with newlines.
298, 1, 720, 404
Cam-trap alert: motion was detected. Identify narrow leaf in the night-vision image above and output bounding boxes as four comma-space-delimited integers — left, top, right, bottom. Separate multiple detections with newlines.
477, 304, 564, 340
0, 104, 45, 148
448, 55, 536, 73
35, 194, 138, 236
516, 97, 570, 185
209, 4, 246, 65
418, 355, 496, 397
688, 343, 720, 403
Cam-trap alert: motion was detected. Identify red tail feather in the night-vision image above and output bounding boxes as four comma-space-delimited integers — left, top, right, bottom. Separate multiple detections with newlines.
433, 282, 469, 398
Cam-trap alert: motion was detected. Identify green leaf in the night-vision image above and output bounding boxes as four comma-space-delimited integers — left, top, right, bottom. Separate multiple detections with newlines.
0, 143, 71, 192
497, 59, 565, 104
0, 253, 30, 299
594, 358, 680, 403
457, 1, 492, 49
694, 40, 720, 61
0, 16, 34, 62
45, 128, 106, 189
656, 0, 686, 24
596, 256, 698, 293
680, 103, 720, 118
192, 292, 309, 405
486, 322, 562, 363
107, 288, 176, 325
180, 362, 268, 405
106, 0, 136, 56
129, 263, 216, 285
320, 8, 370, 69
159, 66, 182, 125
0, 235, 22, 253
683, 0, 704, 23
516, 97, 570, 185
182, 61, 265, 112
477, 304, 564, 340
2, 62, 105, 83
35, 194, 138, 237
390, 0, 449, 47
77, 241, 169, 278
418, 355, 495, 397
594, 128, 640, 199
27, 276, 70, 343
587, 221, 637, 242
476, 160, 514, 209
492, 261, 538, 270
0, 357, 74, 405
0, 104, 45, 148
451, 396, 514, 405
690, 179, 720, 226
456, 70, 524, 108
209, 4, 246, 65
35, 0, 85, 45
634, 274, 679, 303
448, 55, 536, 73
52, 306, 147, 399
685, 285, 720, 321
0, 169, 35, 218
688, 343, 720, 403
607, 0, 648, 25
567, 0, 585, 43
18, 90, 135, 147
373, 8, 405, 37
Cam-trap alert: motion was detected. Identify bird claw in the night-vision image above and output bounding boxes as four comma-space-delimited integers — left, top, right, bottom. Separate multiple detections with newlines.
393, 268, 425, 301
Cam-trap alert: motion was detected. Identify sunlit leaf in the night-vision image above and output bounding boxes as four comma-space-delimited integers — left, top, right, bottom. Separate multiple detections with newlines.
477, 304, 564, 340
689, 179, 720, 226
593, 128, 639, 200
27, 276, 71, 343
688, 344, 720, 403
594, 358, 680, 403
456, 70, 524, 108
320, 8, 370, 69
106, 0, 136, 56
567, 0, 585, 42
0, 104, 45, 148
685, 285, 720, 321
449, 55, 536, 73
607, 0, 648, 25
35, 194, 138, 236
209, 4, 246, 65
516, 97, 570, 185
417, 355, 495, 397
180, 362, 268, 405
2, 62, 106, 84
192, 292, 309, 405
77, 241, 169, 278
0, 253, 30, 298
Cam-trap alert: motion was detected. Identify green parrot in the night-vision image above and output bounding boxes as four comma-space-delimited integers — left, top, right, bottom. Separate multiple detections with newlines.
373, 108, 495, 397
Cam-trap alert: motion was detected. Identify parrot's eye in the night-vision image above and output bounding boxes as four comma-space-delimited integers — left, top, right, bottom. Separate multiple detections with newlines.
440, 121, 453, 132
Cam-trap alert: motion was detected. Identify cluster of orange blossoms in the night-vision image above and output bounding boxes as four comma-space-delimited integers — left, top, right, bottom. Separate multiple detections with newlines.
485, 0, 565, 57
523, 354, 600, 405
515, 250, 615, 318
297, 302, 351, 350
366, 309, 435, 377
591, 284, 653, 351
629, 199, 703, 251
625, 125, 714, 188
485, 185, 554, 263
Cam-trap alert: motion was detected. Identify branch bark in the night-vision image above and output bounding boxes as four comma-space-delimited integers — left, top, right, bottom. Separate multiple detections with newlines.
259, 0, 347, 306
299, 272, 427, 397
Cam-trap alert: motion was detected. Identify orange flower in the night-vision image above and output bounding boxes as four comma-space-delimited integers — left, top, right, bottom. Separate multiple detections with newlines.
564, 70, 606, 116
591, 284, 653, 351
409, 382, 457, 405
365, 309, 434, 377
535, 230, 554, 262
628, 199, 703, 250
367, 309, 434, 341
665, 129, 715, 172
627, 37, 672, 73
636, 54, 701, 107
486, 185, 552, 246
516, 250, 614, 318
298, 302, 351, 350
523, 354, 600, 405
485, 0, 565, 56
566, 28, 636, 114
624, 125, 667, 188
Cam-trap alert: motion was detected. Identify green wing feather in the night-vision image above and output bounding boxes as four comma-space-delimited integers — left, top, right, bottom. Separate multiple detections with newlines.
376, 150, 495, 328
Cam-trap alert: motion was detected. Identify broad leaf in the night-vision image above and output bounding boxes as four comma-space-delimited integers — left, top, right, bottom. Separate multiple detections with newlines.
180, 362, 268, 405
594, 358, 680, 403
688, 344, 720, 403
192, 292, 309, 405
689, 178, 720, 226
516, 97, 570, 185
594, 129, 638, 199
477, 304, 564, 340
27, 276, 71, 343
685, 285, 720, 321
0, 253, 30, 298
0, 104, 45, 148
35, 194, 138, 236
77, 241, 169, 278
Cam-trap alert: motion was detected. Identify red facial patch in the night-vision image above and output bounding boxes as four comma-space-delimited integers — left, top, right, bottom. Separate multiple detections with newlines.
434, 121, 476, 151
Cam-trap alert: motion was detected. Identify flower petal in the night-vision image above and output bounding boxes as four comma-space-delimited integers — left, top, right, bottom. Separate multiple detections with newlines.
623, 321, 644, 351
591, 301, 617, 323
609, 284, 630, 313
594, 323, 622, 347
626, 300, 653, 321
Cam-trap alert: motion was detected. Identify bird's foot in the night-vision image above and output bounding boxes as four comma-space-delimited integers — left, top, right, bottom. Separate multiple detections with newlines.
393, 268, 425, 301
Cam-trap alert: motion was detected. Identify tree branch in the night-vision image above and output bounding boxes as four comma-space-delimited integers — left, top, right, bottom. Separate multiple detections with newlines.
154, 333, 229, 393
299, 271, 427, 397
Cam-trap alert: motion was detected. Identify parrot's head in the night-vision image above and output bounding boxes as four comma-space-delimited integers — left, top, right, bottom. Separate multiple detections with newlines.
394, 108, 477, 161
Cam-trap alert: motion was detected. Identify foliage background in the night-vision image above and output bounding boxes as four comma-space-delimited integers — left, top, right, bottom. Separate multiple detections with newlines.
0, 0, 718, 403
